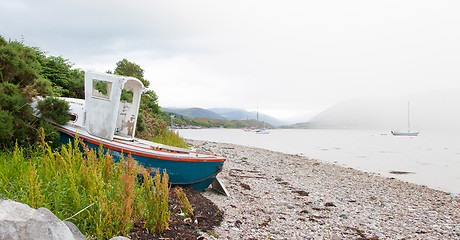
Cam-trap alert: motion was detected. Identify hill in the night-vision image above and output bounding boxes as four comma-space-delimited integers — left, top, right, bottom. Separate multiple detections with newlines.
287, 89, 460, 131
162, 107, 226, 120
163, 107, 289, 126
207, 108, 289, 126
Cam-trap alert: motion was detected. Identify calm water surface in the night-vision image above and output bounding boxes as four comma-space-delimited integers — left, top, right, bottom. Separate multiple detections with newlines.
177, 129, 460, 195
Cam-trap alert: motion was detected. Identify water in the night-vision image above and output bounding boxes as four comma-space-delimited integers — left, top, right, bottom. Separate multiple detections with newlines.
177, 128, 460, 195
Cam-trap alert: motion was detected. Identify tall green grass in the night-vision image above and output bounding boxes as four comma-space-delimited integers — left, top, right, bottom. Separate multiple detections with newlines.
0, 129, 171, 239
151, 129, 189, 149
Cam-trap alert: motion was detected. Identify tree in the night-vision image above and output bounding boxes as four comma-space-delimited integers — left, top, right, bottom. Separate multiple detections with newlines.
113, 59, 164, 137
114, 59, 149, 88
39, 55, 85, 98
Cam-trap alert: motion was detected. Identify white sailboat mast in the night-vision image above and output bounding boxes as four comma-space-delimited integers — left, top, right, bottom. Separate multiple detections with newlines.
407, 101, 411, 133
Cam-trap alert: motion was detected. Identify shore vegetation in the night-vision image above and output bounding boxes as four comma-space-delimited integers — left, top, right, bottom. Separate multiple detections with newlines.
170, 116, 275, 129
0, 130, 172, 238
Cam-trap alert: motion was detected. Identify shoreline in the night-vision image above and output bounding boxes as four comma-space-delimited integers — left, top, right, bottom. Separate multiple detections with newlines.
188, 139, 460, 239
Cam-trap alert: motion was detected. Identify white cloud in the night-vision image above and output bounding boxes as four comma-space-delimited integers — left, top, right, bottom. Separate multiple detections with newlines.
2, 0, 460, 122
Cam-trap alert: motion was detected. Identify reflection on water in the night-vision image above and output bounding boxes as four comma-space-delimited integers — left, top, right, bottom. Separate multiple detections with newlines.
177, 129, 460, 195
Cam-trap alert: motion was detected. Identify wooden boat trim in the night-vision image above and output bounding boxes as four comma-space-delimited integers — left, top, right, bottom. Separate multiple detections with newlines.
57, 126, 226, 163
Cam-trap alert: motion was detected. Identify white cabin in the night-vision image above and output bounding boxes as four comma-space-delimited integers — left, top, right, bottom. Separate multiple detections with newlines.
64, 72, 144, 141
84, 72, 144, 141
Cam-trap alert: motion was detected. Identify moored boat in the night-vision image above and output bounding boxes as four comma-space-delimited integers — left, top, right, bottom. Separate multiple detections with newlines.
391, 101, 419, 137
38, 72, 226, 191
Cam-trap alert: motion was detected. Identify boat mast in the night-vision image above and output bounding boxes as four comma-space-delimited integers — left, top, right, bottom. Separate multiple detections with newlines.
256, 105, 259, 129
407, 101, 410, 133
257, 111, 259, 129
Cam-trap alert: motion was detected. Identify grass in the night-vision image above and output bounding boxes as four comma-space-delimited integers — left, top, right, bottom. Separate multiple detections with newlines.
151, 129, 189, 149
0, 129, 171, 239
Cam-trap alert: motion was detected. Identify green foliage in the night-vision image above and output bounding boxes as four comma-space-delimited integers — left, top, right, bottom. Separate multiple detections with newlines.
120, 89, 133, 103
0, 81, 58, 148
140, 90, 160, 114
150, 129, 189, 149
0, 132, 172, 238
39, 55, 84, 98
0, 36, 69, 149
0, 38, 42, 88
114, 59, 149, 88
94, 80, 108, 95
135, 110, 188, 148
0, 110, 14, 142
37, 97, 71, 125
0, 36, 7, 46
174, 187, 194, 217
136, 110, 167, 140
168, 115, 274, 129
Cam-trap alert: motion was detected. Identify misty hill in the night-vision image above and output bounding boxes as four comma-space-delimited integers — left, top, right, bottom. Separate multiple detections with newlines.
162, 107, 226, 120
208, 108, 288, 126
162, 107, 288, 126
292, 89, 460, 131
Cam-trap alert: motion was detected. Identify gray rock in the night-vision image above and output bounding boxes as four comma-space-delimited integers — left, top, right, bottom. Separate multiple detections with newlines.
64, 221, 87, 240
109, 237, 131, 240
0, 199, 84, 240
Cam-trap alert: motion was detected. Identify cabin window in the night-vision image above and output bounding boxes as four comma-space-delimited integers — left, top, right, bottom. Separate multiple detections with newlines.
120, 89, 133, 103
92, 79, 112, 99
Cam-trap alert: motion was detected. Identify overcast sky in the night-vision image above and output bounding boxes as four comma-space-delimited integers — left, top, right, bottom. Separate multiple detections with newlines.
2, 0, 460, 122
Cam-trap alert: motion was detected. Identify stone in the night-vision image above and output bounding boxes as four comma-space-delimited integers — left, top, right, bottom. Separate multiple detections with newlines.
0, 199, 84, 240
109, 237, 131, 240
64, 221, 87, 240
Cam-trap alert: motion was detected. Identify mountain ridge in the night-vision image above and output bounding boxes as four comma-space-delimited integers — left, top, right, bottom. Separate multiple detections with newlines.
162, 107, 289, 126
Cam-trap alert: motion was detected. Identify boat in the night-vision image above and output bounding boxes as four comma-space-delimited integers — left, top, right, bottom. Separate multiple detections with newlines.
391, 101, 419, 136
256, 121, 270, 134
254, 108, 270, 134
37, 72, 226, 191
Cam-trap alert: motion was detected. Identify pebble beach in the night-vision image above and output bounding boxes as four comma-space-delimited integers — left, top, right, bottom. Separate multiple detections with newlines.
188, 139, 460, 239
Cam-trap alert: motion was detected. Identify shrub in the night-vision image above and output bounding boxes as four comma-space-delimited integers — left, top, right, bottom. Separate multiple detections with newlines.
37, 97, 71, 125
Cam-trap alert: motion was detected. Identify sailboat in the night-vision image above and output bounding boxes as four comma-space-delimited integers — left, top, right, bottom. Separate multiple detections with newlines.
391, 101, 419, 136
255, 110, 270, 134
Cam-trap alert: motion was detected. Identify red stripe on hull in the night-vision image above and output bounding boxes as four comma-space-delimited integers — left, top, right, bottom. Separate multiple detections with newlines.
56, 126, 226, 163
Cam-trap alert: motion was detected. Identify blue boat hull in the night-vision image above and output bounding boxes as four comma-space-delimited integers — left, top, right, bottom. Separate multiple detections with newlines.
58, 129, 224, 191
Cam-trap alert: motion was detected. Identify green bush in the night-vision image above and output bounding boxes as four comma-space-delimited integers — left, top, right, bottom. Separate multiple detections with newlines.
37, 97, 71, 125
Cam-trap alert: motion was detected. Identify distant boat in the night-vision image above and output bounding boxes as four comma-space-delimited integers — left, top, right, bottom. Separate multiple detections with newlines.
256, 128, 270, 134
256, 120, 270, 134
255, 108, 270, 134
34, 72, 226, 191
391, 101, 419, 136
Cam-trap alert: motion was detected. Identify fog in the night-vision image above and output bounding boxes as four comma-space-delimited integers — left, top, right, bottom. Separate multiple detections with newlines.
307, 88, 460, 131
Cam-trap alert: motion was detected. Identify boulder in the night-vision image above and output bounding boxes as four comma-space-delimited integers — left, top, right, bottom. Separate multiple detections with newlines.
0, 199, 85, 240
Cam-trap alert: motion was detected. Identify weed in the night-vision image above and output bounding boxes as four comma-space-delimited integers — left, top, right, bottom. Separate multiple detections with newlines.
142, 169, 170, 233
174, 187, 194, 218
